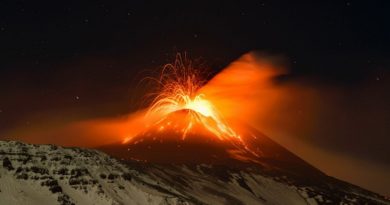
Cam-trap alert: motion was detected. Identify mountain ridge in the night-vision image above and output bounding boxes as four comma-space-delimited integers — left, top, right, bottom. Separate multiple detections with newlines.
0, 140, 389, 205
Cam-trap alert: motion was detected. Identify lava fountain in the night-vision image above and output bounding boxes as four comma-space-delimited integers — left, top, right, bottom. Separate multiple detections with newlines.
144, 54, 239, 141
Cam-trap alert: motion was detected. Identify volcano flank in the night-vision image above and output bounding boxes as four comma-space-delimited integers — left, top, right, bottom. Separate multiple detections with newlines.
100, 109, 319, 175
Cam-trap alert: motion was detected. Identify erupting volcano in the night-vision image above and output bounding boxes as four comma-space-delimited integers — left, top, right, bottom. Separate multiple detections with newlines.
1, 53, 389, 205
103, 54, 255, 163
95, 54, 389, 205
101, 54, 321, 172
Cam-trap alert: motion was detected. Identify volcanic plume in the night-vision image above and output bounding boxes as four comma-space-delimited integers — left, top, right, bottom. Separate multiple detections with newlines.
100, 53, 317, 175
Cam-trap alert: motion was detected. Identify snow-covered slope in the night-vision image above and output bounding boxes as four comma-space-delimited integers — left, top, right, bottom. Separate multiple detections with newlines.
0, 140, 389, 205
0, 141, 187, 205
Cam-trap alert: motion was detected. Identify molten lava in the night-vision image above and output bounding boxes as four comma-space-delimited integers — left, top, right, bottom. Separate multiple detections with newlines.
144, 54, 239, 141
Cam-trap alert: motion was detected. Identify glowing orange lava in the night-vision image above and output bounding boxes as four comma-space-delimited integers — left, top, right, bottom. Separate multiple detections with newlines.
143, 54, 239, 141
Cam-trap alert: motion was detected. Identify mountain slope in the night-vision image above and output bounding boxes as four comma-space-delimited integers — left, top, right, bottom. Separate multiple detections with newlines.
0, 141, 188, 205
0, 140, 389, 205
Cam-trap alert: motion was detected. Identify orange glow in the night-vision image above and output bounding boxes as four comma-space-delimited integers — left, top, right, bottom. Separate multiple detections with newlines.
144, 54, 239, 141
198, 52, 288, 124
114, 53, 295, 164
121, 52, 288, 146
8, 52, 291, 151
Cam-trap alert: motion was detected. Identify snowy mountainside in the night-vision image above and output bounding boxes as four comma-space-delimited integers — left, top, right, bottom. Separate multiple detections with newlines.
0, 140, 389, 205
0, 141, 186, 205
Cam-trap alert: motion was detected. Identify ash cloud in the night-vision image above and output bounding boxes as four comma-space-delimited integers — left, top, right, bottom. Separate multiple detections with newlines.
200, 51, 390, 195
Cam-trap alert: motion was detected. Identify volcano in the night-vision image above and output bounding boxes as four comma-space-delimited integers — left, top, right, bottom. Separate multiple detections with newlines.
96, 109, 390, 204
101, 109, 319, 173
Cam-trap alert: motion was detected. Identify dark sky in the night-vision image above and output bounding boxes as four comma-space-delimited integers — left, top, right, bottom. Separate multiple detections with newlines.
0, 0, 389, 195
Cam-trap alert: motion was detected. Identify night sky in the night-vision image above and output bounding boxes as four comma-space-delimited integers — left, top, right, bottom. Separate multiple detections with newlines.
0, 0, 389, 195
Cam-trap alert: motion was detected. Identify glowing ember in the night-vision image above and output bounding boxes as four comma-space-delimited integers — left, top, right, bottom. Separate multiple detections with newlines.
145, 54, 239, 141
